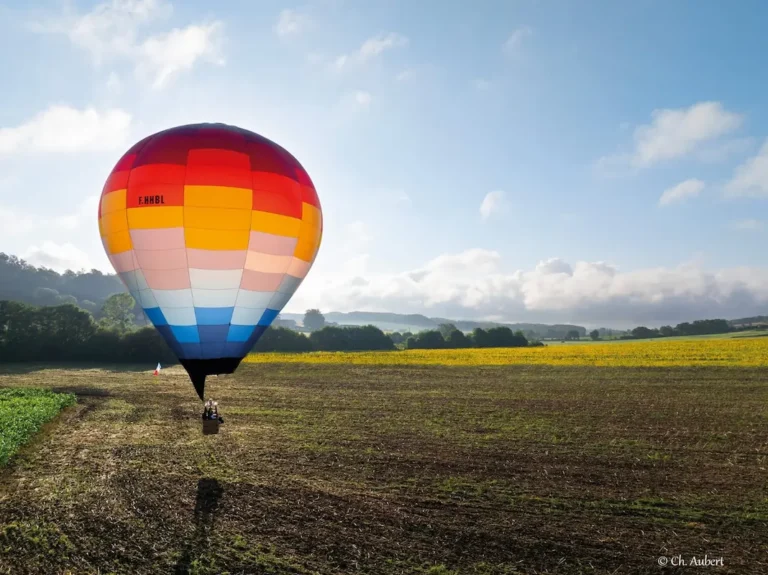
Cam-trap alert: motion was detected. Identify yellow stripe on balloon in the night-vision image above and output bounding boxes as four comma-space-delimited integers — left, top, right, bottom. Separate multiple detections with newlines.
184, 186, 253, 209
99, 209, 128, 237
302, 202, 322, 227
185, 228, 250, 250
104, 229, 133, 254
101, 189, 127, 215
127, 207, 185, 229
251, 210, 302, 237
294, 221, 321, 262
185, 206, 251, 230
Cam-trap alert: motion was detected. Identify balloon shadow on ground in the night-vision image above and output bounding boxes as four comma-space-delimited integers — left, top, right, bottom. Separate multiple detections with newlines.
174, 478, 225, 574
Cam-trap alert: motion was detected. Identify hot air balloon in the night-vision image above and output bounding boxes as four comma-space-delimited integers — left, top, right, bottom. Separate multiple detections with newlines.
98, 123, 322, 400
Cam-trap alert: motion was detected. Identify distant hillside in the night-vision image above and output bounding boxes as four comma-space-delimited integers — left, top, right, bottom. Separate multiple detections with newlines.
729, 315, 768, 327
0, 253, 124, 314
280, 311, 587, 338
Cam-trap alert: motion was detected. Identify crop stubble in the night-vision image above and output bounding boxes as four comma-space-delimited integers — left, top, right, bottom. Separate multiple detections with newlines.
0, 361, 766, 574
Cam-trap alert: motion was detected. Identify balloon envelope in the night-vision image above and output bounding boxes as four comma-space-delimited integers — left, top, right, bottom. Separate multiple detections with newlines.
98, 123, 322, 399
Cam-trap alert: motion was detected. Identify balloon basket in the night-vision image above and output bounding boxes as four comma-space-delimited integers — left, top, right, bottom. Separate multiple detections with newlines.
203, 420, 220, 435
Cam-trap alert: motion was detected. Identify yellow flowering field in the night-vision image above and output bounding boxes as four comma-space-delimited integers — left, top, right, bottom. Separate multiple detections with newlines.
245, 337, 768, 367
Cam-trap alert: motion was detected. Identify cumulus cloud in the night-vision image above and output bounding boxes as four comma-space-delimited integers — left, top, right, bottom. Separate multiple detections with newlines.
480, 190, 506, 220
0, 106, 131, 154
658, 178, 705, 206
503, 26, 533, 56
729, 219, 763, 231
724, 139, 768, 197
137, 21, 224, 89
597, 101, 743, 173
274, 8, 311, 37
21, 241, 94, 273
32, 0, 223, 89
288, 249, 768, 328
354, 90, 372, 107
334, 32, 408, 70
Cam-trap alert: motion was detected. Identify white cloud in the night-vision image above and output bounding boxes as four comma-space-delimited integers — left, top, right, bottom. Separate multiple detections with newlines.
597, 102, 743, 173
480, 190, 506, 220
106, 71, 122, 93
724, 139, 768, 197
274, 8, 310, 37
288, 249, 768, 327
0, 106, 131, 154
503, 26, 533, 56
396, 69, 415, 82
729, 219, 763, 231
137, 21, 224, 89
21, 241, 94, 273
658, 178, 705, 206
0, 196, 99, 235
474, 78, 492, 91
354, 90, 372, 107
334, 32, 408, 70
32, 0, 223, 89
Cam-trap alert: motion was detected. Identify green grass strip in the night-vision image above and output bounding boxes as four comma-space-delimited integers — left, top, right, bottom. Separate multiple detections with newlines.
0, 388, 76, 467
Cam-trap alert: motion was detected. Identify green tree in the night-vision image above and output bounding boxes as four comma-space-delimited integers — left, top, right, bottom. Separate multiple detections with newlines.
589, 329, 600, 341
446, 329, 471, 348
438, 323, 458, 339
303, 309, 326, 331
99, 293, 136, 333
659, 325, 676, 337
565, 330, 581, 341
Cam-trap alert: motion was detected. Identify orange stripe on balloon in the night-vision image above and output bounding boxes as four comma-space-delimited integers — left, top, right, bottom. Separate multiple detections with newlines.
134, 248, 188, 270
244, 252, 292, 274
129, 228, 186, 250
142, 268, 191, 290
187, 249, 247, 269
240, 269, 283, 291
109, 250, 137, 273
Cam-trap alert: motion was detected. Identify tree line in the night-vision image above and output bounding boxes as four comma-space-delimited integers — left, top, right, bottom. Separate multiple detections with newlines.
0, 300, 544, 364
616, 319, 734, 340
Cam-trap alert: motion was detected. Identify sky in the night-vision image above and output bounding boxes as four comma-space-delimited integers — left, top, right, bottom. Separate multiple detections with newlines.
2, 0, 768, 328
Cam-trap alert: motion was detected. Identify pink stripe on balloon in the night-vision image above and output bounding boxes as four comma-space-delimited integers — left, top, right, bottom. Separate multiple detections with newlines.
187, 249, 247, 269
287, 257, 312, 279
248, 231, 298, 256
142, 268, 191, 290
109, 250, 137, 273
130, 228, 186, 250
240, 269, 283, 291
244, 252, 291, 273
134, 248, 188, 270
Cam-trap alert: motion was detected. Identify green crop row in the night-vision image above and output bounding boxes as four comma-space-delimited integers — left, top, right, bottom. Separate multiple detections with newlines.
0, 388, 76, 467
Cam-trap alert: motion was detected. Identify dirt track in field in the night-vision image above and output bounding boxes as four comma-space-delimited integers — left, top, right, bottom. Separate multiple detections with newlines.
1, 363, 767, 574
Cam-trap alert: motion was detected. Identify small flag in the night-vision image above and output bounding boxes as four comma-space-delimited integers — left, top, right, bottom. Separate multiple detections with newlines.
153, 363, 161, 376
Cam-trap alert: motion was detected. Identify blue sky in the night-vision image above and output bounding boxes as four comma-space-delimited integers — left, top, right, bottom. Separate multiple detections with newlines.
2, 0, 768, 327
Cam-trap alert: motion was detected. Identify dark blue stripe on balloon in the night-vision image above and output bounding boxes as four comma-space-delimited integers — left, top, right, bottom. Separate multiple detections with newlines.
195, 307, 234, 325
198, 324, 229, 343
144, 307, 168, 326
258, 308, 279, 326
171, 325, 200, 343
227, 325, 255, 342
